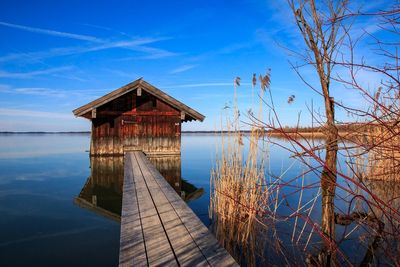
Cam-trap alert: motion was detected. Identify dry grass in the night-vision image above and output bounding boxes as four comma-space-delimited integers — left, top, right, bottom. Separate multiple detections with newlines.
210, 82, 270, 266
349, 124, 400, 263
209, 73, 400, 265
365, 125, 400, 182
210, 126, 269, 266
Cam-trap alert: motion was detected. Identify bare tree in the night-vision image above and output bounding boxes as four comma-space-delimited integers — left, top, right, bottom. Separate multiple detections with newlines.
210, 1, 400, 266
287, 1, 349, 265
333, 4, 400, 264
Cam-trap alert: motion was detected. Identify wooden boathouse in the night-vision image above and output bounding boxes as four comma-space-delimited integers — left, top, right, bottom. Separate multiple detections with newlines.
73, 79, 238, 266
73, 78, 205, 155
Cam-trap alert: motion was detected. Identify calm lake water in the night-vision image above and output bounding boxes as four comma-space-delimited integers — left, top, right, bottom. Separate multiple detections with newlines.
0, 133, 397, 266
0, 133, 227, 266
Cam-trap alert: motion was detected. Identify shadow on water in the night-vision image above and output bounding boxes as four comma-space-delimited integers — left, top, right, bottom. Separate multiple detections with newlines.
74, 154, 204, 221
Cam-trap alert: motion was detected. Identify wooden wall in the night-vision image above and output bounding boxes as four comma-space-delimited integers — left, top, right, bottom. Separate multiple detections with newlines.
89, 90, 181, 155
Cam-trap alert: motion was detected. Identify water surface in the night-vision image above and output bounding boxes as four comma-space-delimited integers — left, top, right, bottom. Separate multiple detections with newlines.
0, 133, 397, 266
0, 133, 219, 266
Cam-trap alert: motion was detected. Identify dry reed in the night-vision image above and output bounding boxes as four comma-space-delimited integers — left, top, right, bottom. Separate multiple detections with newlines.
210, 78, 270, 266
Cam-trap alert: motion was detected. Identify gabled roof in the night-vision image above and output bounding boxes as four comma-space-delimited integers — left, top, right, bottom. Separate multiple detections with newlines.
72, 78, 205, 122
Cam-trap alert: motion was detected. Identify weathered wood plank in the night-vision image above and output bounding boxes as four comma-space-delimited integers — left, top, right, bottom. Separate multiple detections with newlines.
134, 152, 209, 266
91, 108, 96, 118
119, 153, 147, 267
129, 153, 178, 267
119, 151, 238, 267
134, 152, 238, 267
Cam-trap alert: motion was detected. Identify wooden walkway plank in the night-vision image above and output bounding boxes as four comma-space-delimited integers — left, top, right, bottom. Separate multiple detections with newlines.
119, 151, 238, 267
119, 153, 147, 267
134, 152, 238, 267
129, 153, 178, 267
134, 152, 210, 266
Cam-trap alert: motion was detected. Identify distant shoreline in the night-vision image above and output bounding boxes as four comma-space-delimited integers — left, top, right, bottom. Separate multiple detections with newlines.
0, 130, 354, 137
0, 131, 91, 134
0, 130, 251, 134
0, 130, 327, 135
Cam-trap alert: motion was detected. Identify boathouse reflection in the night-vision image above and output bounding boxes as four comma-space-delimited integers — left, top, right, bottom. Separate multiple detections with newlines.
74, 155, 204, 220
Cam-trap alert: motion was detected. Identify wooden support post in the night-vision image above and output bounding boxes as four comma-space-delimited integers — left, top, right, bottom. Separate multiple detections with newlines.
180, 111, 185, 120
137, 88, 142, 96
92, 195, 97, 205
91, 108, 97, 119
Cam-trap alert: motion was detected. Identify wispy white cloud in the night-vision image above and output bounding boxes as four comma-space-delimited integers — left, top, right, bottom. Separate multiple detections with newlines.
0, 84, 11, 92
14, 87, 65, 97
0, 20, 177, 64
189, 92, 252, 100
0, 83, 110, 99
80, 23, 132, 38
0, 38, 175, 63
140, 48, 178, 59
164, 82, 252, 88
91, 38, 168, 51
0, 21, 102, 42
188, 42, 254, 62
105, 69, 136, 78
0, 108, 72, 119
120, 45, 179, 60
170, 64, 197, 74
0, 66, 72, 79
258, 0, 390, 54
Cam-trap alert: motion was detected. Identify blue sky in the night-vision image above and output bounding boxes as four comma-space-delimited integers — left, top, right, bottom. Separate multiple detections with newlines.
0, 0, 394, 131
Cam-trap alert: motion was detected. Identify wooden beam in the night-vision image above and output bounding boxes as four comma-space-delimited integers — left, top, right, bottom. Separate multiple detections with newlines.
180, 111, 185, 120
137, 88, 142, 96
91, 108, 97, 118
96, 110, 180, 117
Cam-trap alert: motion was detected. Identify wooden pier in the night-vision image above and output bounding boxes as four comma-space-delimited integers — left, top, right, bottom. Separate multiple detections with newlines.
119, 151, 238, 267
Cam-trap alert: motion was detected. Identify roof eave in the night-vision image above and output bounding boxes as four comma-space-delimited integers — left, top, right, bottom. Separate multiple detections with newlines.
72, 78, 206, 122
72, 78, 143, 117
